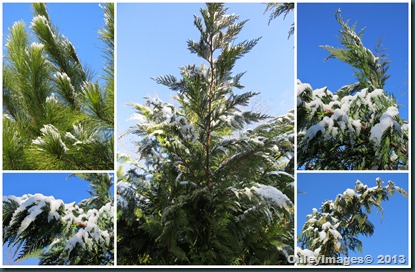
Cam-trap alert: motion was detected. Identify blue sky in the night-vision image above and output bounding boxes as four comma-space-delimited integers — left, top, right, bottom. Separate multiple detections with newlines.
297, 172, 409, 266
3, 3, 106, 83
117, 3, 294, 158
297, 3, 409, 120
2, 173, 106, 265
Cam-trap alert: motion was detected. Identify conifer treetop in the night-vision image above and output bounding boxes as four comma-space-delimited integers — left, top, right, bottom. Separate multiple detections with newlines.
297, 10, 408, 170
297, 178, 407, 264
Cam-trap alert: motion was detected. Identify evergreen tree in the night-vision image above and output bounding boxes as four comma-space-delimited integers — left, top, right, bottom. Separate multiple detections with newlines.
3, 173, 114, 265
297, 11, 408, 170
117, 3, 294, 265
297, 178, 407, 265
3, 3, 114, 170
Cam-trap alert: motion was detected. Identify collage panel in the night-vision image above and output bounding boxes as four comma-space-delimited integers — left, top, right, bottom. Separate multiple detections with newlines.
116, 3, 295, 265
3, 172, 115, 266
0, 0, 410, 269
297, 172, 409, 266
296, 3, 409, 170
2, 2, 114, 171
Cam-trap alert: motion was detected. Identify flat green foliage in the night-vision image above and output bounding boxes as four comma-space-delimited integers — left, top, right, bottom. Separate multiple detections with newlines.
117, 3, 294, 265
3, 173, 114, 265
297, 11, 408, 170
297, 178, 407, 264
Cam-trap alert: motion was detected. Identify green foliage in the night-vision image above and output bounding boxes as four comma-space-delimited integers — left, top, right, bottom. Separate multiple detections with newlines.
3, 174, 114, 265
297, 178, 407, 264
117, 3, 294, 265
321, 11, 390, 90
264, 3, 294, 38
3, 3, 114, 170
297, 11, 408, 170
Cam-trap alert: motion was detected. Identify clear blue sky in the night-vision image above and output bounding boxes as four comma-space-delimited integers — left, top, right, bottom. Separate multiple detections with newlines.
3, 3, 106, 83
297, 172, 409, 266
2, 173, 98, 265
297, 3, 408, 120
117, 3, 294, 158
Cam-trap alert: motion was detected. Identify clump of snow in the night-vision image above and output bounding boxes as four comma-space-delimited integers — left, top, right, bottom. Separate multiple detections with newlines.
321, 222, 332, 230
390, 151, 398, 161
297, 80, 312, 96
46, 93, 59, 104
65, 123, 97, 146
370, 106, 399, 146
343, 188, 356, 197
30, 42, 44, 50
252, 184, 293, 211
32, 124, 69, 153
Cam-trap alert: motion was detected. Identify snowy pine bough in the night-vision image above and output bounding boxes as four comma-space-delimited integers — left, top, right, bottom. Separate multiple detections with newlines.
297, 178, 407, 265
297, 11, 408, 170
3, 174, 114, 265
3, 3, 114, 170
117, 4, 294, 265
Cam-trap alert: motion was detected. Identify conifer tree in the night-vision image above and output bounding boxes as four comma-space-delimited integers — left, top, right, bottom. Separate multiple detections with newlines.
297, 11, 408, 170
3, 3, 114, 170
297, 178, 407, 265
117, 3, 294, 265
3, 173, 114, 265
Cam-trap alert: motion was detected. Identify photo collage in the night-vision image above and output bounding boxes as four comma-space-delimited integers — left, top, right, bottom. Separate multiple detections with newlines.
1, 1, 411, 268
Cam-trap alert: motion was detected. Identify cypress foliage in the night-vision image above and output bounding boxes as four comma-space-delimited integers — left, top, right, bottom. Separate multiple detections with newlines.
297, 11, 408, 170
3, 173, 114, 265
297, 178, 407, 265
117, 3, 294, 265
264, 3, 294, 38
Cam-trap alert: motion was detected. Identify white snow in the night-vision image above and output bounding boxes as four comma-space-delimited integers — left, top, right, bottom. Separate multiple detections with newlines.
268, 171, 294, 179
55, 72, 71, 82
30, 15, 49, 29
46, 93, 58, 103
252, 184, 292, 211
390, 151, 398, 161
30, 42, 44, 50
17, 200, 47, 236
329, 229, 342, 240
33, 124, 69, 153
297, 80, 312, 96
343, 188, 356, 197
370, 106, 399, 146
318, 230, 327, 241
321, 222, 332, 230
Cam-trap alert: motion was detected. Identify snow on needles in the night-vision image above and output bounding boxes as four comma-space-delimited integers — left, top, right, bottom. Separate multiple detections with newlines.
4, 193, 113, 257
252, 184, 293, 211
370, 106, 400, 146
297, 80, 405, 149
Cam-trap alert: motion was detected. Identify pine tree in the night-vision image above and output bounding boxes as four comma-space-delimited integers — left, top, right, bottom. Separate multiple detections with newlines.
3, 3, 114, 170
297, 11, 408, 170
3, 173, 114, 265
297, 178, 407, 265
117, 3, 294, 265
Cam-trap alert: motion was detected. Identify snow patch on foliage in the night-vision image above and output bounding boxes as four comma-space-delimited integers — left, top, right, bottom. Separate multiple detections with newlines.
297, 80, 407, 169
252, 184, 292, 211
5, 193, 113, 259
370, 106, 399, 146
33, 124, 69, 153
